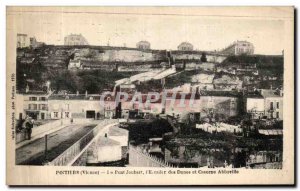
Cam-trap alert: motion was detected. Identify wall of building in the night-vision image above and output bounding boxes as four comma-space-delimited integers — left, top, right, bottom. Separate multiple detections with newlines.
265, 97, 283, 120
172, 52, 227, 63
48, 99, 103, 119
17, 34, 29, 48
21, 94, 49, 120
246, 98, 265, 112
77, 49, 165, 62
199, 96, 238, 119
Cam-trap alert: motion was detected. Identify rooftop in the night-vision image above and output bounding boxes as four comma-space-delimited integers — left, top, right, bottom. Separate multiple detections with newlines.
260, 89, 282, 98
96, 136, 120, 147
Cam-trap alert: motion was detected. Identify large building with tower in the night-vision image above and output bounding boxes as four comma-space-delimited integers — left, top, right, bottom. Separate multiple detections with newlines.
222, 40, 254, 55
177, 42, 194, 51
64, 34, 89, 46
136, 41, 151, 50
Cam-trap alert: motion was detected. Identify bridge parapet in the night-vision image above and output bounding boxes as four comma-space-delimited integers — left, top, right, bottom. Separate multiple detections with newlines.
129, 145, 176, 168
47, 119, 119, 166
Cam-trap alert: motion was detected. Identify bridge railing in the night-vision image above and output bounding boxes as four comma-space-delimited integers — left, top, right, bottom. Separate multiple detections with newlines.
47, 119, 118, 166
129, 145, 176, 168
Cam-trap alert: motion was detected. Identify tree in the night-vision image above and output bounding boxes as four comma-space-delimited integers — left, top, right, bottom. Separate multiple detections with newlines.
201, 52, 207, 62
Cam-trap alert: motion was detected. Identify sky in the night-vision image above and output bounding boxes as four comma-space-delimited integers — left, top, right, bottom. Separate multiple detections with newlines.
8, 8, 286, 55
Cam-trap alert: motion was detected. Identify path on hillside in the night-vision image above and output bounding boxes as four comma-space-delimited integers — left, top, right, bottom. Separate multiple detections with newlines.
16, 124, 96, 165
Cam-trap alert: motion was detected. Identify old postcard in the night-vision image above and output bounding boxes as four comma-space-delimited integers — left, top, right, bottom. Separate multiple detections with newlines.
6, 6, 294, 185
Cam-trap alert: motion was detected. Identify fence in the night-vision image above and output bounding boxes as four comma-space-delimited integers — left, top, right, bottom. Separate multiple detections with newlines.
48, 119, 118, 166
129, 145, 176, 168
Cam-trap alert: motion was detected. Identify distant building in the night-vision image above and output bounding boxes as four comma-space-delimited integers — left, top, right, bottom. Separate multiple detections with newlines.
17, 90, 51, 120
198, 91, 239, 120
136, 41, 150, 50
196, 122, 243, 134
68, 59, 82, 70
246, 89, 283, 120
177, 42, 193, 51
29, 37, 45, 48
48, 94, 103, 119
246, 94, 265, 119
64, 34, 89, 46
17, 34, 29, 48
261, 89, 283, 120
222, 41, 254, 55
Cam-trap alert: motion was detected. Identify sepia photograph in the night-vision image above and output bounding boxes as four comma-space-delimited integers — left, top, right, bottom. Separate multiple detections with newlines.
6, 6, 295, 185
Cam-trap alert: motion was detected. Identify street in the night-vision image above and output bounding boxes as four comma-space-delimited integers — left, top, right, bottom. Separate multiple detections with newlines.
16, 124, 96, 165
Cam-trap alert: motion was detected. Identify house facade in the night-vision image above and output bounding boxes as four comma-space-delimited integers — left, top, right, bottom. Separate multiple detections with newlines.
17, 91, 51, 120
246, 89, 283, 120
48, 94, 103, 119
17, 34, 29, 48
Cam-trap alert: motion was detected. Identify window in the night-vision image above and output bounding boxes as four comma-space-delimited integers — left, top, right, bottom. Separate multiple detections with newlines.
28, 104, 37, 110
39, 104, 47, 110
270, 102, 274, 110
276, 102, 279, 109
276, 112, 279, 118
39, 97, 46, 101
54, 112, 58, 118
65, 112, 70, 118
29, 97, 37, 101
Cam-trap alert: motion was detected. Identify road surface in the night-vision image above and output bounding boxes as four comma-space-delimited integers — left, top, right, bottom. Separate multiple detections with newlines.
16, 124, 96, 165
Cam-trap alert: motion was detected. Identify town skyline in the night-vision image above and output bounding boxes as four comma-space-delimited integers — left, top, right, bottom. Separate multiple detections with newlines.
10, 8, 285, 55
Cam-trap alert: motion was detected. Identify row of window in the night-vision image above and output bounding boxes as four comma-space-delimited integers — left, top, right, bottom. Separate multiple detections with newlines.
271, 112, 280, 119
270, 102, 280, 110
28, 104, 47, 110
53, 112, 70, 118
29, 97, 47, 101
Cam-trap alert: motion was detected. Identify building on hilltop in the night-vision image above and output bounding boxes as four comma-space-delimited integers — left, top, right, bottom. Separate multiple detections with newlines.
136, 41, 151, 50
64, 34, 89, 46
177, 42, 193, 51
17, 34, 29, 48
29, 37, 45, 48
222, 41, 254, 55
